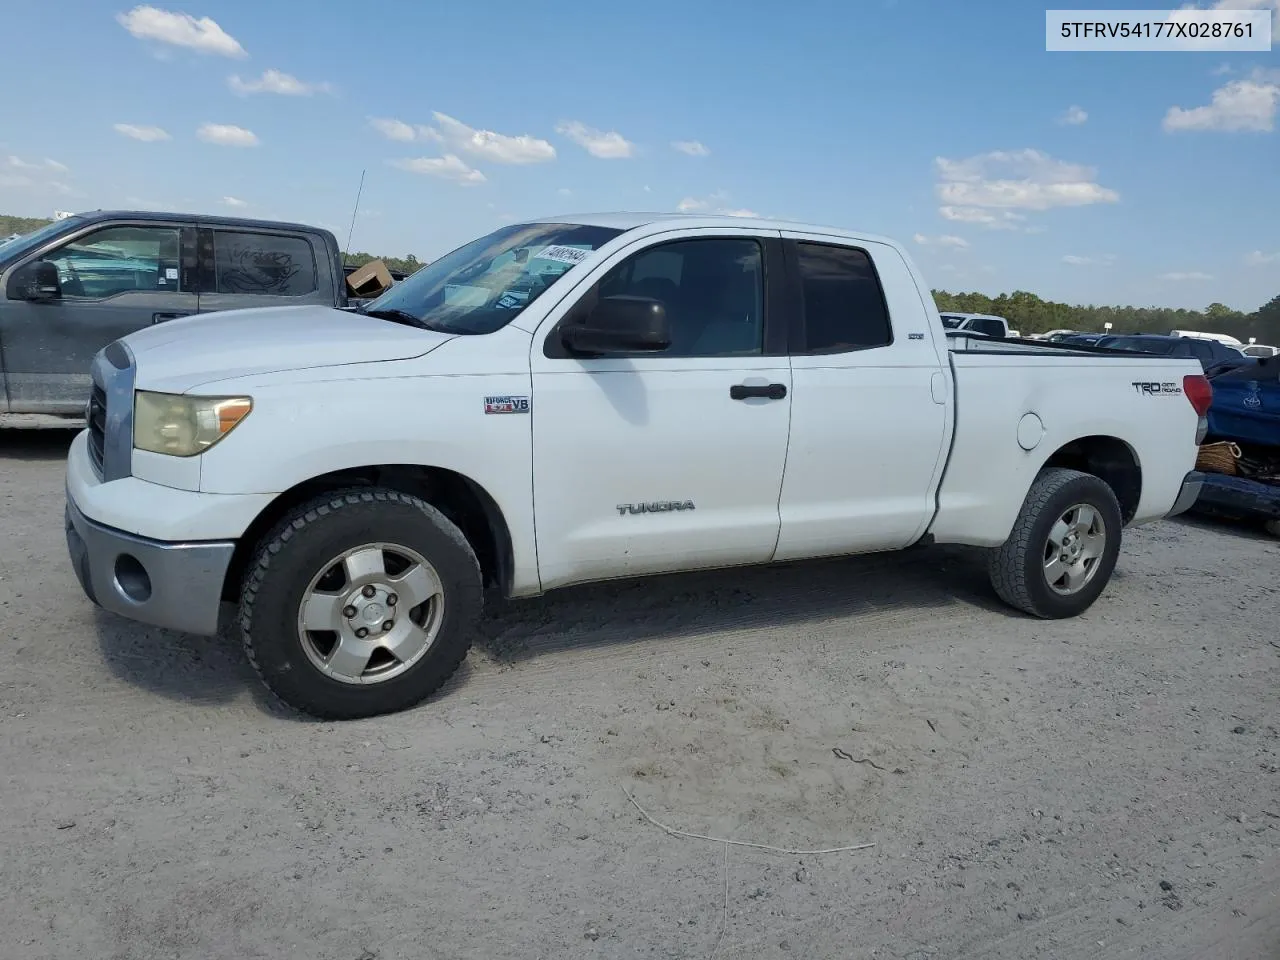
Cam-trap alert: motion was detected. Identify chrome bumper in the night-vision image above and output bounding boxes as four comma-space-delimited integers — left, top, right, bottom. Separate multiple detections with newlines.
1166, 470, 1205, 519
64, 492, 235, 636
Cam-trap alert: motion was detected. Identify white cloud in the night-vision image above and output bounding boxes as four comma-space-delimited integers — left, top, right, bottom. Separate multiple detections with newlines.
913, 233, 970, 249
676, 192, 756, 217
6, 155, 67, 173
1163, 71, 1280, 132
555, 121, 635, 159
1058, 105, 1089, 125
672, 139, 710, 157
229, 69, 331, 96
934, 149, 1120, 211
1245, 249, 1280, 265
423, 112, 555, 164
3, 155, 72, 195
196, 123, 259, 147
221, 196, 248, 208
557, 187, 572, 196
114, 123, 171, 142
368, 117, 417, 142
1159, 271, 1215, 280
938, 205, 1027, 229
1062, 254, 1117, 266
116, 5, 246, 58
390, 154, 486, 185
1211, 62, 1235, 75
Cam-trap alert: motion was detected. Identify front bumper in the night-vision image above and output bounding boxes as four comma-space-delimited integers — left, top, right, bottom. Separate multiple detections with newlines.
1166, 469, 1205, 519
65, 492, 235, 637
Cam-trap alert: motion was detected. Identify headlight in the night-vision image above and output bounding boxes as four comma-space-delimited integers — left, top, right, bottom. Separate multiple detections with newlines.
133, 391, 253, 457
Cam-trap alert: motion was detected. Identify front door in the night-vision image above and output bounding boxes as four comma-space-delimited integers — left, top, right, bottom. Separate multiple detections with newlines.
529, 229, 792, 590
0, 221, 196, 414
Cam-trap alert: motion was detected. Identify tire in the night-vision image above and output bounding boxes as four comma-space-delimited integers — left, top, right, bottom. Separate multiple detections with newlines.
988, 467, 1123, 619
239, 487, 482, 720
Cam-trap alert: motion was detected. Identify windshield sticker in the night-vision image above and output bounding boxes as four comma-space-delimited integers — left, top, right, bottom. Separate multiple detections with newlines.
534, 244, 592, 266
495, 291, 528, 310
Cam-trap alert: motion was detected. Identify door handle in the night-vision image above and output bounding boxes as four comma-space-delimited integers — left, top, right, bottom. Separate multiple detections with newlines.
730, 383, 787, 401
152, 312, 191, 324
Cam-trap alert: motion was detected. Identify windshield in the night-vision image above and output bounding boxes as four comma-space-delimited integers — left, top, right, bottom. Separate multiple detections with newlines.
362, 221, 624, 335
0, 217, 83, 262
939, 314, 965, 329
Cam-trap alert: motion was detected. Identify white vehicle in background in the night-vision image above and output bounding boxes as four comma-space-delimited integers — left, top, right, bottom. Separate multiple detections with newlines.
939, 311, 1011, 339
1169, 329, 1242, 348
1242, 343, 1278, 358
64, 213, 1210, 720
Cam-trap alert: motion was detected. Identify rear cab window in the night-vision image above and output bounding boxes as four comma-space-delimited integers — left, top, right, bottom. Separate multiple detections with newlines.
790, 241, 893, 354
211, 230, 318, 296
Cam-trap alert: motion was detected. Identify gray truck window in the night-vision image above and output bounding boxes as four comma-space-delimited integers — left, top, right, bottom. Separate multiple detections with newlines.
794, 242, 892, 353
44, 225, 182, 300
592, 237, 765, 357
213, 231, 317, 296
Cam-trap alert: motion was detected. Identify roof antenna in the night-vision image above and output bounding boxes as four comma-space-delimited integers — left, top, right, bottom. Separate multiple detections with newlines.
342, 168, 366, 268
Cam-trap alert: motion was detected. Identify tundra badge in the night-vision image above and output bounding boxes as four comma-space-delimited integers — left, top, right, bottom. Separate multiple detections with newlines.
617, 501, 696, 516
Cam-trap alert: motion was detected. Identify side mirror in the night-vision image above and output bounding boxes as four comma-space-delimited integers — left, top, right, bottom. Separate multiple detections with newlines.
561, 295, 671, 355
8, 260, 60, 302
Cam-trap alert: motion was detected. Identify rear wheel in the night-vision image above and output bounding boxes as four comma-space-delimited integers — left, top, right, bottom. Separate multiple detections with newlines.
988, 468, 1123, 619
239, 488, 482, 719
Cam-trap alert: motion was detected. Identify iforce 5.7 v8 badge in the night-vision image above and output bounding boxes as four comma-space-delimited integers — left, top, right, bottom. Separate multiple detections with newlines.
484, 395, 531, 415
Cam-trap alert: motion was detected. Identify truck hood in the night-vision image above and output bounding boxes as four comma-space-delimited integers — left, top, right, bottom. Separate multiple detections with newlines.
120, 304, 454, 394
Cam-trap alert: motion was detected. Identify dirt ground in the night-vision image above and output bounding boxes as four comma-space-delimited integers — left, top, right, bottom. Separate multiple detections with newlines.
1, 430, 1277, 960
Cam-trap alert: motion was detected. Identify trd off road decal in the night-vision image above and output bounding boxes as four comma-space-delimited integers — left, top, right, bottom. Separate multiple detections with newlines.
1130, 381, 1182, 396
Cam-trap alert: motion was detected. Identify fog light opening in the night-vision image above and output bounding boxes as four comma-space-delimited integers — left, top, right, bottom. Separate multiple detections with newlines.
114, 554, 152, 603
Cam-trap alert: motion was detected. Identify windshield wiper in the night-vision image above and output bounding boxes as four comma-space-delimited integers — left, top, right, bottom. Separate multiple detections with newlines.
361, 308, 445, 331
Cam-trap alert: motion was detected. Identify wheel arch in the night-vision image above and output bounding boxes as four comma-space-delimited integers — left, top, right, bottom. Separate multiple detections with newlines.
221, 464, 516, 604
1037, 435, 1143, 524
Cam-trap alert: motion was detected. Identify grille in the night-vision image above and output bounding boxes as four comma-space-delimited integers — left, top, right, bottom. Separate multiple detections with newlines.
87, 382, 107, 479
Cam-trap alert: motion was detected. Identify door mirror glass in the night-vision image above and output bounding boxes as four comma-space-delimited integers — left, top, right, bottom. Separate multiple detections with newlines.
8, 260, 61, 301
561, 295, 671, 355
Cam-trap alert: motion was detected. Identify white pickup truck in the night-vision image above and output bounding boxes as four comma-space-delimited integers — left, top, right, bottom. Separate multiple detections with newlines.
64, 213, 1211, 720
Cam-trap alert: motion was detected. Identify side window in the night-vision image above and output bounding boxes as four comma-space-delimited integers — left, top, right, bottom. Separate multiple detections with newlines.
968, 317, 1005, 338
1187, 340, 1215, 362
793, 242, 892, 353
212, 231, 317, 296
588, 237, 764, 357
44, 225, 182, 300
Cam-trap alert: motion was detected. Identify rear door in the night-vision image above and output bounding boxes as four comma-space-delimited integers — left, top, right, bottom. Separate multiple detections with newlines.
0, 219, 196, 414
773, 233, 951, 560
196, 226, 334, 314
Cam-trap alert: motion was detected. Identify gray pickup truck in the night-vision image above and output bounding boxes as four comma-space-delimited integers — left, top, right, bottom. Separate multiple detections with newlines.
0, 210, 354, 424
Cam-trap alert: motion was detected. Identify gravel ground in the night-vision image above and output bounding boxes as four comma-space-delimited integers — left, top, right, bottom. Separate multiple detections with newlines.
2, 430, 1277, 960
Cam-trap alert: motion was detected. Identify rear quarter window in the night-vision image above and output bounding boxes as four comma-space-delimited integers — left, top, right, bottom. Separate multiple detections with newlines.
212, 231, 318, 296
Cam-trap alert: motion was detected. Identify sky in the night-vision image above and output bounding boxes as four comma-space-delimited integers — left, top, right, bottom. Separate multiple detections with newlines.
0, 0, 1277, 312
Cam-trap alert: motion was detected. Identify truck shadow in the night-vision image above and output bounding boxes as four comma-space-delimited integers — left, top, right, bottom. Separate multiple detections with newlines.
92, 606, 479, 722
90, 545, 1010, 719
0, 428, 77, 462
476, 544, 1013, 665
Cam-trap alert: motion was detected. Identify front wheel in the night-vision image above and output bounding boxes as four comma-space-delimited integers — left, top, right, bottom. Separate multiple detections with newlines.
238, 488, 482, 719
988, 468, 1123, 619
